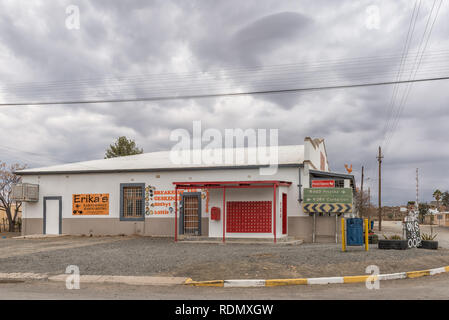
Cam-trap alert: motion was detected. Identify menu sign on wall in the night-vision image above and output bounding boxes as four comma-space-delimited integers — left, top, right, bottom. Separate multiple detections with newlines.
145, 186, 208, 215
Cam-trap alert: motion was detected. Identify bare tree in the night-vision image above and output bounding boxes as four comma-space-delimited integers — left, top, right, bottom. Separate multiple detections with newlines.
0, 162, 26, 232
355, 188, 371, 218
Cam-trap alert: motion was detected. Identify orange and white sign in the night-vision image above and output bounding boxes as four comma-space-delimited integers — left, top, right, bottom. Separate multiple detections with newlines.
72, 193, 109, 215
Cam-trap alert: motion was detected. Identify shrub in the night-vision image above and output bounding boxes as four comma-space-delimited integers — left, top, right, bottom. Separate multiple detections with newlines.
421, 233, 437, 241
383, 234, 402, 240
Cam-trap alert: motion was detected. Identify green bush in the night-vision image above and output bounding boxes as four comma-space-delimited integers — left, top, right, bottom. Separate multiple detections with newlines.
383, 234, 402, 240
421, 233, 437, 241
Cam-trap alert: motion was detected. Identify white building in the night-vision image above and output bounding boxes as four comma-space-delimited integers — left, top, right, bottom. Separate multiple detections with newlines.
15, 137, 355, 243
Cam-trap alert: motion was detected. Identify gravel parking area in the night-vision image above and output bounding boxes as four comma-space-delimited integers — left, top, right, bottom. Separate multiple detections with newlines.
2, 236, 449, 281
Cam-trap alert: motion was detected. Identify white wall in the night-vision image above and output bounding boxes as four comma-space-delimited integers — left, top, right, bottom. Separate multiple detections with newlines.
22, 166, 308, 236
304, 138, 329, 171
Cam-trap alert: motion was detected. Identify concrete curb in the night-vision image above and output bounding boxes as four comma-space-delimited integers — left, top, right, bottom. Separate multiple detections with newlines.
12, 234, 69, 239
0, 272, 49, 280
178, 239, 304, 246
1, 266, 447, 287
48, 274, 189, 286
0, 273, 187, 286
184, 266, 449, 287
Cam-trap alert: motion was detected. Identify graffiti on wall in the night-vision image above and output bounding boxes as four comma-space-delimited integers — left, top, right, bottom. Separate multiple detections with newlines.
145, 186, 209, 216
404, 215, 421, 248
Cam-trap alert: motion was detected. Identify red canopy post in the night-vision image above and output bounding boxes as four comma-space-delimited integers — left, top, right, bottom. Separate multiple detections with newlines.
273, 183, 277, 243
222, 187, 226, 243
175, 186, 178, 242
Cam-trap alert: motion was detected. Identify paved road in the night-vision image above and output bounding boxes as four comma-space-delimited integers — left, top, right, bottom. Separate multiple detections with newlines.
1, 272, 449, 300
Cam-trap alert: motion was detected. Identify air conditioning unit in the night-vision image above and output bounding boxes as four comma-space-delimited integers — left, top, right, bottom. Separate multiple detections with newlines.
11, 183, 39, 202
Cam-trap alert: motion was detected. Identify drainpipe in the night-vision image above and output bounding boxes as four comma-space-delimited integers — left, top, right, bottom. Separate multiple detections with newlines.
298, 167, 302, 203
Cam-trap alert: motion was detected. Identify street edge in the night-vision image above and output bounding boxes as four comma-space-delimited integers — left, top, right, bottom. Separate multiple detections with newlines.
184, 266, 449, 287
1, 266, 447, 287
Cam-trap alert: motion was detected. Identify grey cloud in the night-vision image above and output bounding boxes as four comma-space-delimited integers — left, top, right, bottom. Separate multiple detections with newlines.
0, 0, 448, 206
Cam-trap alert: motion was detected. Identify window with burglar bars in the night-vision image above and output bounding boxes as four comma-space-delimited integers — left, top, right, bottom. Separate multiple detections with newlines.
121, 184, 144, 220
334, 180, 345, 188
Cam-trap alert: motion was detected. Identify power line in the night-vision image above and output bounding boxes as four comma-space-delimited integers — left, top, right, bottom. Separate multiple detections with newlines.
381, 0, 421, 147
1, 75, 449, 107
2, 48, 449, 102
369, 0, 421, 187
5, 48, 449, 89
383, 0, 443, 153
3, 65, 449, 105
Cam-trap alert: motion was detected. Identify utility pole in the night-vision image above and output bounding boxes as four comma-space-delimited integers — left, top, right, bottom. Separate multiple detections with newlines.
377, 146, 383, 231
367, 186, 371, 223
415, 168, 419, 212
360, 166, 364, 217
368, 187, 371, 213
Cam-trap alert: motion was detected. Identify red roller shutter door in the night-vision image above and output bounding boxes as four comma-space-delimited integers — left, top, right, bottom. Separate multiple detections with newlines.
226, 201, 272, 233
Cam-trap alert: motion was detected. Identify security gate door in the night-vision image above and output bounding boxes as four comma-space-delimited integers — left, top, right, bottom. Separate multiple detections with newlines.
282, 193, 287, 235
182, 193, 201, 235
226, 201, 272, 233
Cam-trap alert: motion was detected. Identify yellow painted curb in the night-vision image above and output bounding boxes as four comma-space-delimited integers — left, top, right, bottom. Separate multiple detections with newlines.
343, 275, 371, 283
184, 265, 449, 288
265, 278, 307, 286
185, 279, 224, 287
406, 270, 431, 278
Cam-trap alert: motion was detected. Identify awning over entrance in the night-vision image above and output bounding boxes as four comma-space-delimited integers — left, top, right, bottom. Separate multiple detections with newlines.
308, 170, 356, 189
172, 180, 292, 243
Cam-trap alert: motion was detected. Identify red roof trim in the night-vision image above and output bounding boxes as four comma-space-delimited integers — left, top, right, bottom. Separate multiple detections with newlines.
173, 180, 292, 188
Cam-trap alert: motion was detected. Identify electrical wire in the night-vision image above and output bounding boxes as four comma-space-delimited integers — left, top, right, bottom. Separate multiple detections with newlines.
1, 75, 449, 107
384, 0, 443, 153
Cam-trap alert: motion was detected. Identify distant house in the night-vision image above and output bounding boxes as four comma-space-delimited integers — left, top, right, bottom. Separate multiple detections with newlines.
430, 206, 449, 226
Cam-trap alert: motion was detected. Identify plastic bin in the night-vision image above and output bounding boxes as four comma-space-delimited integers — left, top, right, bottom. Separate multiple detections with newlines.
346, 218, 364, 246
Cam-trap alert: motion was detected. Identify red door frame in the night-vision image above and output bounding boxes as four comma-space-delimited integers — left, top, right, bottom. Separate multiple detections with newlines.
282, 193, 287, 235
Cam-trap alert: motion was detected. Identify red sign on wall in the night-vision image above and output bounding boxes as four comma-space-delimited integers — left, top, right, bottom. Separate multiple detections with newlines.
311, 180, 335, 188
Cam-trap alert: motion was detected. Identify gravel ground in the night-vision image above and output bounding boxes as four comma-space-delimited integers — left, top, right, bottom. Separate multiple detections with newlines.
2, 236, 449, 281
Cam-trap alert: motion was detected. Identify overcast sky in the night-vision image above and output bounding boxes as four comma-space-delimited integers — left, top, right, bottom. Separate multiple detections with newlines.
0, 0, 448, 205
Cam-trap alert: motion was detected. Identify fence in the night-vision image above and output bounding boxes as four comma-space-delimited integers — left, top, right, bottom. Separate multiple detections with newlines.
0, 218, 22, 232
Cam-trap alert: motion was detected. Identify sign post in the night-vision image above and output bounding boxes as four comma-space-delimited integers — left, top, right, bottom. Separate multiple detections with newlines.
303, 188, 353, 244
364, 218, 369, 251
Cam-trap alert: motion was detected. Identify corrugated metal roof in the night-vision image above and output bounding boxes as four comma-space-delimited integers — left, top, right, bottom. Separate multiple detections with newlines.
17, 145, 304, 175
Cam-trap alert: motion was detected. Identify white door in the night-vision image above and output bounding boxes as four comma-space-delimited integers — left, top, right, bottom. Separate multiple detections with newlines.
45, 198, 60, 234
